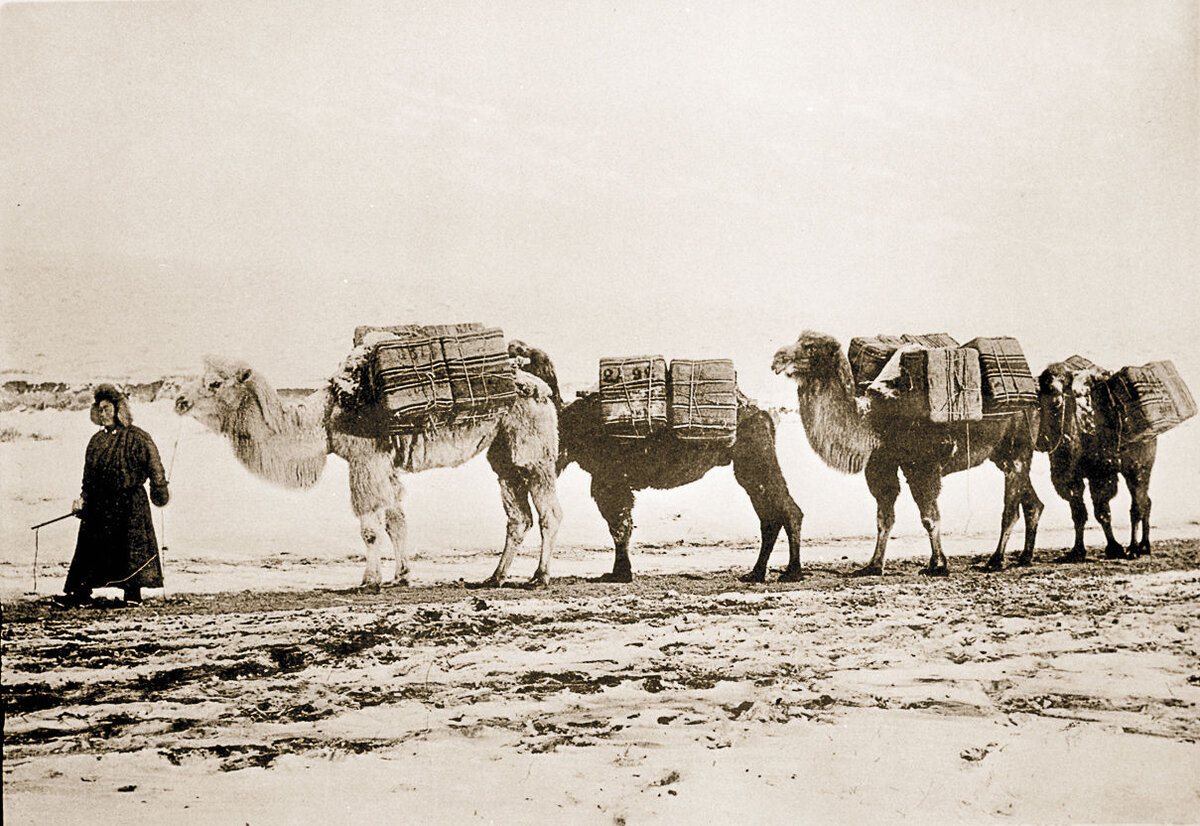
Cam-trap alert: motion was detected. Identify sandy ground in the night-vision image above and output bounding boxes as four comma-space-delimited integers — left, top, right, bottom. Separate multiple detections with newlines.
4, 400, 1200, 824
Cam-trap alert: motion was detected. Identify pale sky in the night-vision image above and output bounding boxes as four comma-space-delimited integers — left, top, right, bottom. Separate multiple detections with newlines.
2, 0, 1197, 403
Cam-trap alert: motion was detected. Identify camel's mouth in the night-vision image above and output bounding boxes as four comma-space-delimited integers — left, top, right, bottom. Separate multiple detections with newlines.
174, 396, 193, 415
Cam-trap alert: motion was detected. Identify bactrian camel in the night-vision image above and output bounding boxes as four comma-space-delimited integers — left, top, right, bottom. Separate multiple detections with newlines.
556, 388, 806, 583
510, 344, 805, 582
174, 356, 563, 588
1037, 361, 1156, 561
772, 331, 1043, 576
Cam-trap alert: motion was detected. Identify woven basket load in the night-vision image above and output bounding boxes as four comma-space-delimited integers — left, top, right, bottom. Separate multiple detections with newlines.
669, 359, 738, 444
1104, 360, 1196, 443
962, 337, 1038, 415
890, 347, 984, 423
901, 332, 960, 349
848, 335, 907, 387
599, 355, 668, 438
367, 323, 516, 434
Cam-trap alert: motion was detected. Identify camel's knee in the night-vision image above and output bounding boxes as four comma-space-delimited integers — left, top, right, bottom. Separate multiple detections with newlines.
538, 506, 562, 533
507, 509, 533, 535
361, 525, 380, 544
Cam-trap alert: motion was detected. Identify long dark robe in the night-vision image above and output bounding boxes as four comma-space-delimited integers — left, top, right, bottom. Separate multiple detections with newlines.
65, 425, 169, 593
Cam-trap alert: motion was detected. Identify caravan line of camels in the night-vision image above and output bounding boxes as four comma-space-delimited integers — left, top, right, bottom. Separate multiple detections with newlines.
173, 330, 1164, 590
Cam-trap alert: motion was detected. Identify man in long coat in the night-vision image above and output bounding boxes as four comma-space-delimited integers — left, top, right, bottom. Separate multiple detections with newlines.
59, 384, 170, 606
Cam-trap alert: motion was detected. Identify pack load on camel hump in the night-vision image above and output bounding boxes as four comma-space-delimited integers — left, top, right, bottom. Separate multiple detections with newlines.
1103, 360, 1196, 443
885, 347, 984, 424
668, 359, 738, 444
353, 322, 517, 434
599, 355, 668, 438
848, 333, 959, 387
599, 356, 738, 442
962, 336, 1038, 414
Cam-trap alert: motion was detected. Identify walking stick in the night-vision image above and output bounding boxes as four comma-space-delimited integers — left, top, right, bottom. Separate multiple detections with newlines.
31, 512, 76, 530
30, 512, 76, 594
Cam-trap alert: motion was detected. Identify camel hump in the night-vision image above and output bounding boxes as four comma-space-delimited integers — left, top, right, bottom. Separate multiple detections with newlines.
515, 370, 554, 401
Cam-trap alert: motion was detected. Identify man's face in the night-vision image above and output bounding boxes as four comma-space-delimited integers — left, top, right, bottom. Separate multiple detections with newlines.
97, 400, 116, 427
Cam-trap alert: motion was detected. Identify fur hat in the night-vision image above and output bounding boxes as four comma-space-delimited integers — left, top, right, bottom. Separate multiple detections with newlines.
91, 383, 133, 427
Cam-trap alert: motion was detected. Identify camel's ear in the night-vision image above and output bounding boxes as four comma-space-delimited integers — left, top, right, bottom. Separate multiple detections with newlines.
237, 367, 253, 384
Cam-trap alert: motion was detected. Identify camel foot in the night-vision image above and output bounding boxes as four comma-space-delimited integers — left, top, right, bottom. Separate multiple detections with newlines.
850, 565, 884, 578
1104, 542, 1130, 560
1015, 553, 1034, 568
920, 565, 950, 578
467, 576, 504, 590
360, 581, 382, 594
528, 572, 550, 588
777, 566, 807, 583
1055, 549, 1087, 564
1128, 543, 1150, 558
976, 557, 1004, 573
740, 569, 768, 584
597, 570, 634, 584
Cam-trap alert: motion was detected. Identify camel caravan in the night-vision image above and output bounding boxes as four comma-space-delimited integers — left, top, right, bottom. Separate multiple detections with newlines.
174, 321, 1196, 589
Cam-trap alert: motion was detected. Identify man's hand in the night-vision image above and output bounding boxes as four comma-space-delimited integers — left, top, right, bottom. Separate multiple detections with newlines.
72, 498, 84, 516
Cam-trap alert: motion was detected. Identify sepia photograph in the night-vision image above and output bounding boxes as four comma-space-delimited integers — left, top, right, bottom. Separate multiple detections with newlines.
2, 1, 1198, 823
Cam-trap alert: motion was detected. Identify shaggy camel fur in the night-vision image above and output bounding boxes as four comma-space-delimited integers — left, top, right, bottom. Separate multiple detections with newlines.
174, 356, 562, 588
557, 390, 806, 582
772, 331, 1043, 576
1037, 362, 1156, 561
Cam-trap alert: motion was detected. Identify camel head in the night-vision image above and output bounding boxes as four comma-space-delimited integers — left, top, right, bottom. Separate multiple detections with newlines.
174, 355, 328, 489
771, 331, 855, 397
506, 339, 563, 411
174, 355, 287, 436
1037, 363, 1109, 452
1036, 363, 1075, 452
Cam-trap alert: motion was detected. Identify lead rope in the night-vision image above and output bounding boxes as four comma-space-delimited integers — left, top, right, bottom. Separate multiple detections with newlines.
158, 417, 183, 598
962, 420, 973, 536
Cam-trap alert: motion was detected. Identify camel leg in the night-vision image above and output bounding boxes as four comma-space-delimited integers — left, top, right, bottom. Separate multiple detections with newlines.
1051, 467, 1089, 564
347, 450, 401, 590
1016, 471, 1043, 567
904, 463, 949, 577
357, 509, 387, 590
592, 475, 636, 583
1125, 467, 1153, 557
732, 418, 805, 582
481, 475, 534, 588
981, 459, 1037, 571
526, 466, 562, 586
385, 486, 410, 586
1089, 473, 1126, 559
857, 454, 900, 577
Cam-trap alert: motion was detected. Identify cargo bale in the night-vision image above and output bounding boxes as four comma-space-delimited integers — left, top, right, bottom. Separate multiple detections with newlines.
669, 359, 738, 444
963, 337, 1038, 414
371, 336, 453, 418
1104, 360, 1196, 443
1063, 354, 1103, 374
901, 332, 960, 349
890, 347, 984, 423
848, 335, 907, 387
439, 327, 517, 416
599, 356, 668, 438
354, 322, 485, 347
